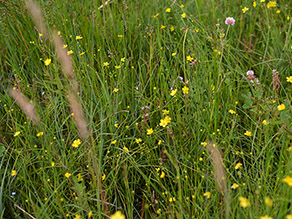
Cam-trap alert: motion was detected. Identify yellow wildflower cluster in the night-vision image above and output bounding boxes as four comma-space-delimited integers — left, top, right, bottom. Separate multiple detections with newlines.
159, 116, 171, 127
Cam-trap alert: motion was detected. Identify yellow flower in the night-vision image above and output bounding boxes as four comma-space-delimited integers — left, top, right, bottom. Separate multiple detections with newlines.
160, 171, 165, 178
158, 140, 163, 145
153, 13, 159, 18
267, 1, 277, 8
244, 131, 252, 136
147, 128, 154, 135
103, 62, 109, 67
88, 211, 92, 218
111, 140, 117, 144
44, 58, 51, 66
172, 52, 177, 56
288, 16, 290, 21
51, 162, 55, 167
286, 76, 292, 83
160, 25, 166, 30
186, 55, 193, 61
123, 146, 129, 153
135, 138, 142, 143
182, 86, 189, 94
80, 52, 85, 56
39, 33, 43, 37
14, 131, 21, 137
57, 31, 61, 35
115, 65, 121, 69
277, 104, 285, 111
169, 197, 176, 202
203, 192, 211, 199
121, 57, 126, 62
165, 8, 171, 13
262, 120, 269, 125
67, 50, 73, 55
235, 162, 242, 170
228, 109, 236, 114
102, 174, 106, 181
76, 36, 83, 40
286, 215, 292, 219
36, 132, 44, 137
242, 7, 249, 13
170, 89, 177, 96
63, 44, 68, 48
264, 197, 273, 207
11, 170, 17, 176
117, 35, 123, 38
238, 196, 251, 208
260, 0, 265, 2
181, 13, 186, 18
65, 172, 71, 178
253, 1, 256, 7
276, 10, 280, 13
110, 210, 125, 219
180, 4, 184, 8
74, 214, 81, 219
159, 116, 171, 127
113, 88, 119, 92
201, 142, 207, 147
283, 176, 292, 186
260, 216, 273, 219
170, 26, 174, 31
231, 183, 239, 189
162, 110, 169, 115
72, 139, 81, 148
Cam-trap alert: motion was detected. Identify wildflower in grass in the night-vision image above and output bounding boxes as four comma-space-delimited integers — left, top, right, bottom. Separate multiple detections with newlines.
260, 216, 273, 219
11, 170, 17, 176
67, 50, 73, 55
115, 65, 121, 69
102, 174, 106, 181
286, 215, 292, 219
277, 104, 285, 111
57, 31, 61, 35
63, 44, 67, 48
261, 0, 265, 2
117, 35, 123, 38
39, 33, 43, 37
153, 13, 159, 18
231, 183, 239, 189
159, 116, 171, 127
160, 171, 165, 178
121, 57, 125, 62
238, 196, 251, 208
113, 88, 119, 92
135, 138, 142, 144
76, 36, 82, 40
235, 162, 242, 170
65, 172, 71, 178
203, 192, 211, 199
225, 17, 235, 26
114, 123, 119, 128
147, 128, 154, 135
74, 215, 81, 219
157, 209, 162, 214
72, 139, 81, 148
180, 4, 184, 8
162, 110, 169, 115
276, 10, 280, 13
165, 8, 171, 12
14, 131, 21, 137
263, 120, 269, 125
172, 52, 177, 56
103, 62, 109, 67
253, 1, 256, 7
267, 1, 277, 8
170, 26, 174, 31
110, 210, 125, 219
36, 132, 44, 137
242, 7, 249, 13
158, 140, 164, 145
44, 58, 51, 66
229, 109, 236, 114
186, 55, 193, 61
160, 25, 166, 30
111, 140, 117, 144
170, 89, 177, 96
265, 197, 273, 207
169, 197, 175, 202
88, 211, 92, 218
282, 176, 292, 186
286, 76, 292, 83
244, 131, 252, 136
51, 162, 55, 167
80, 52, 85, 56
287, 16, 290, 21
123, 146, 129, 153
181, 13, 186, 18
182, 86, 189, 94
201, 142, 207, 147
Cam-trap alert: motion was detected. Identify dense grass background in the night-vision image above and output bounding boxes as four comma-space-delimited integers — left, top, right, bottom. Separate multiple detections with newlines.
0, 0, 292, 218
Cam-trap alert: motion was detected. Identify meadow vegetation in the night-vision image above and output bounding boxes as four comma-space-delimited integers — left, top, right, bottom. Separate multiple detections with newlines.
0, 0, 292, 218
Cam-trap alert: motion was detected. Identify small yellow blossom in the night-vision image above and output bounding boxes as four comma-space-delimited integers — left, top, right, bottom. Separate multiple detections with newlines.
203, 192, 211, 199
182, 86, 189, 94
169, 197, 176, 202
67, 50, 73, 55
186, 55, 193, 61
180, 4, 184, 8
260, 0, 265, 2
103, 62, 109, 67
39, 33, 43, 37
229, 109, 236, 114
201, 142, 207, 147
123, 146, 129, 153
165, 8, 171, 13
14, 131, 21, 137
283, 176, 292, 186
153, 13, 159, 18
172, 52, 177, 56
121, 57, 126, 62
263, 120, 269, 125
181, 13, 186, 18
102, 174, 106, 180
162, 110, 169, 115
80, 52, 85, 56
65, 172, 71, 178
110, 210, 125, 219
170, 89, 177, 96
238, 196, 251, 208
76, 36, 83, 40
113, 88, 119, 92
276, 10, 280, 13
111, 140, 117, 144
242, 7, 249, 13
235, 162, 242, 170
170, 26, 174, 31
147, 128, 154, 135
287, 16, 290, 21
231, 183, 239, 189
159, 116, 171, 127
286, 215, 292, 219
267, 1, 277, 8
63, 44, 68, 48
158, 140, 163, 145
36, 132, 44, 137
74, 214, 81, 219
160, 171, 165, 178
160, 25, 166, 30
277, 104, 285, 111
117, 35, 123, 38
88, 211, 92, 217
57, 31, 61, 35
253, 1, 256, 7
44, 58, 51, 66
244, 131, 252, 136
115, 65, 121, 69
135, 138, 142, 143
265, 197, 273, 207
11, 170, 17, 176
260, 216, 273, 219
286, 76, 292, 83
72, 139, 81, 148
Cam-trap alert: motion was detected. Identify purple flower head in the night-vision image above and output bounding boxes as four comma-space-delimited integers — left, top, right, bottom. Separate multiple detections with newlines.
225, 17, 235, 26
